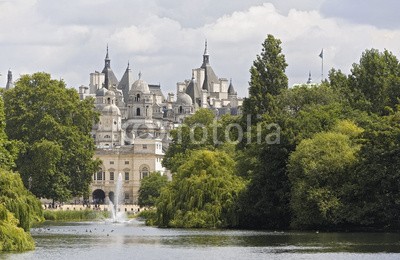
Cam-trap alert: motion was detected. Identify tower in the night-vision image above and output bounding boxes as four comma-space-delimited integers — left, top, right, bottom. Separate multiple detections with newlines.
101, 45, 119, 89
5, 70, 14, 89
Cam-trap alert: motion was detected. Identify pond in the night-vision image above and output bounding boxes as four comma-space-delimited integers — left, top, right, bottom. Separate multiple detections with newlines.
3, 219, 400, 259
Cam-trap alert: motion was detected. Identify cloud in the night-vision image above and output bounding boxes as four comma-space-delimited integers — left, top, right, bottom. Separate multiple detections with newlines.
320, 0, 400, 30
2, 1, 400, 98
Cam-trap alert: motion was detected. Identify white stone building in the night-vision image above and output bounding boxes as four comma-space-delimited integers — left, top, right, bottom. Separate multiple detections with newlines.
80, 43, 243, 204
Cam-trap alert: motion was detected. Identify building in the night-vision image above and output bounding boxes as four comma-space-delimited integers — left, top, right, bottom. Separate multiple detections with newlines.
80, 43, 243, 204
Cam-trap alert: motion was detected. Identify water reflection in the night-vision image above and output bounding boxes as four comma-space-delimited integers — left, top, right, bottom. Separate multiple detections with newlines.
3, 219, 400, 260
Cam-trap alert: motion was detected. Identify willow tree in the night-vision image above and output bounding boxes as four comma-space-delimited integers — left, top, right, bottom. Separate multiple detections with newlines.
156, 150, 245, 228
3, 72, 100, 203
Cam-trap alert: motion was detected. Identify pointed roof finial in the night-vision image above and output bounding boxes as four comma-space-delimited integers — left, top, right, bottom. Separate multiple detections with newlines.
204, 39, 208, 55
307, 71, 312, 84
105, 44, 110, 60
138, 71, 142, 79
127, 60, 130, 69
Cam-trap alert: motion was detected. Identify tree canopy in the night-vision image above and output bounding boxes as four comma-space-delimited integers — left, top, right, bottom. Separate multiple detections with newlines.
138, 172, 168, 207
156, 150, 245, 228
3, 72, 100, 202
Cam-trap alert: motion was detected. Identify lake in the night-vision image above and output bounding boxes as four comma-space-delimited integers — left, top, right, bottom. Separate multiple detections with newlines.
3, 219, 400, 259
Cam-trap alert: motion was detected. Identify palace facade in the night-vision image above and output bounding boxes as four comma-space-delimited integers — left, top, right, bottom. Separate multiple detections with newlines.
79, 42, 243, 204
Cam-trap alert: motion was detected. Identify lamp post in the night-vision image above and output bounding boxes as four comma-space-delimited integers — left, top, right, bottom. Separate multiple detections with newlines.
28, 176, 32, 191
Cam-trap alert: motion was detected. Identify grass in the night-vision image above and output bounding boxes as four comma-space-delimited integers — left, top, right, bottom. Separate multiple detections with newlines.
43, 209, 110, 222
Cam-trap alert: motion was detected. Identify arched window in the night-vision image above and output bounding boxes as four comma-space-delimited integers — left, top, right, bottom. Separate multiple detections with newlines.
136, 94, 141, 102
140, 165, 149, 179
104, 135, 111, 139
179, 106, 183, 114
136, 108, 141, 116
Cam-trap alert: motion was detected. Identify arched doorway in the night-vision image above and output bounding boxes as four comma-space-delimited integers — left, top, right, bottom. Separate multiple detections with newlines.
109, 191, 115, 204
92, 189, 105, 204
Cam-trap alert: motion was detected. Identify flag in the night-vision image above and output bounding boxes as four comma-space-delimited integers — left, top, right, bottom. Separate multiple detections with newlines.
319, 49, 324, 59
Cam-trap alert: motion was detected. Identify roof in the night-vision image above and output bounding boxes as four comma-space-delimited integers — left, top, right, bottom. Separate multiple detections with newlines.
149, 84, 166, 101
118, 63, 134, 102
185, 78, 200, 104
228, 80, 236, 95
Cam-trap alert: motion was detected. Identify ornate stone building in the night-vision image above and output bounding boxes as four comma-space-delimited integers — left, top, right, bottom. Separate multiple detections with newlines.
80, 43, 243, 204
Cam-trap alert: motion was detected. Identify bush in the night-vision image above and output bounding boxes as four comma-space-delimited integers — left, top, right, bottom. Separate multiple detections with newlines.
43, 209, 110, 221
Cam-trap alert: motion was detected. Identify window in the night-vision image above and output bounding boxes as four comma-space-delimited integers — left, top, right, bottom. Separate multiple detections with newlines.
125, 192, 130, 200
104, 135, 111, 139
110, 161, 114, 165
125, 172, 129, 181
125, 161, 129, 165
96, 171, 103, 180
136, 108, 140, 116
142, 144, 147, 149
140, 166, 149, 179
110, 172, 114, 181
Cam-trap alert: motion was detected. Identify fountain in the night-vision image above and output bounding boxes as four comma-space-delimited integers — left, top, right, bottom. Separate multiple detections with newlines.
109, 173, 127, 222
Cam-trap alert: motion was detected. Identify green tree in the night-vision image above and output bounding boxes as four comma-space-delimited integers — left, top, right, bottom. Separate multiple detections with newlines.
156, 150, 245, 228
163, 109, 216, 172
242, 34, 288, 119
138, 172, 168, 207
0, 97, 18, 170
3, 72, 100, 203
345, 114, 400, 228
288, 121, 362, 229
329, 49, 400, 115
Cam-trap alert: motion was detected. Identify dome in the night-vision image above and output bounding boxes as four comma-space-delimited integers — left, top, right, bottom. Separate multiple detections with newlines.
130, 79, 150, 94
176, 92, 193, 106
105, 89, 116, 96
96, 87, 107, 97
102, 104, 121, 116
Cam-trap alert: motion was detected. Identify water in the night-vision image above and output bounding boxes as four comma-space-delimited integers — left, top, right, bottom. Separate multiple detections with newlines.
3, 220, 400, 260
108, 173, 127, 222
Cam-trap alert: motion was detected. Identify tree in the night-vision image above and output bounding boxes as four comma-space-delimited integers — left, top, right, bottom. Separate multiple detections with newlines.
345, 114, 400, 229
329, 49, 400, 115
288, 121, 362, 229
163, 109, 216, 172
3, 72, 100, 202
242, 34, 288, 119
156, 150, 245, 228
0, 97, 18, 170
138, 172, 168, 207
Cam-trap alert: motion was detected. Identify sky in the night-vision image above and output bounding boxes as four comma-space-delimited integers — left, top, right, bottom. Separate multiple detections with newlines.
1, 0, 400, 97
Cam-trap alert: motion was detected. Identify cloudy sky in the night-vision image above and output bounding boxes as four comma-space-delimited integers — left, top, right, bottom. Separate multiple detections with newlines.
1, 0, 400, 97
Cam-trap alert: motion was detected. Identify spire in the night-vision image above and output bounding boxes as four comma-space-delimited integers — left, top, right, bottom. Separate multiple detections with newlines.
127, 60, 130, 70
204, 39, 208, 55
307, 71, 312, 84
104, 44, 110, 69
138, 71, 142, 79
6, 69, 14, 89
202, 39, 210, 67
228, 78, 236, 95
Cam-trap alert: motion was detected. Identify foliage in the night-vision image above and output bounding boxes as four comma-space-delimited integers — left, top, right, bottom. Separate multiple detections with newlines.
329, 49, 400, 115
242, 34, 288, 119
0, 168, 43, 231
343, 114, 400, 229
288, 121, 362, 229
163, 109, 240, 173
156, 150, 246, 228
3, 72, 101, 202
43, 209, 109, 221
0, 204, 35, 252
138, 172, 168, 207
0, 97, 18, 170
